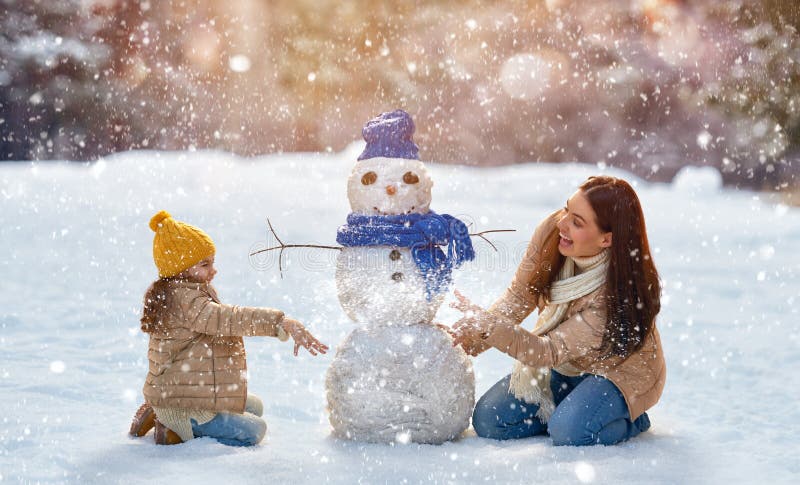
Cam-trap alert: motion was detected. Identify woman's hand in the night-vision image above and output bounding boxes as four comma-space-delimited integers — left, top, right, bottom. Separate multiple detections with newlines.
449, 290, 493, 356
280, 318, 329, 357
451, 318, 492, 356
434, 322, 457, 339
450, 289, 492, 320
434, 321, 489, 356
433, 320, 487, 357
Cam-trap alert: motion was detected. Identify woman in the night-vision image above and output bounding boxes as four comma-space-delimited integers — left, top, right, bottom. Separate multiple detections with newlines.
451, 176, 665, 446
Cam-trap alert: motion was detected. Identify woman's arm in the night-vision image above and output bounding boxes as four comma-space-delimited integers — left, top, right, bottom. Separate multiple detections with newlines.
486, 209, 564, 325
451, 210, 564, 356
485, 300, 606, 368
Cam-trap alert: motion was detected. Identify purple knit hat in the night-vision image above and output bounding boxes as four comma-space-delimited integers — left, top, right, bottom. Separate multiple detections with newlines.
357, 110, 420, 161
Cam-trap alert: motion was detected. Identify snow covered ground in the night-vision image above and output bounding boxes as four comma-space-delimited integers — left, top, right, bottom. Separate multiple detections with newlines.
1, 146, 798, 484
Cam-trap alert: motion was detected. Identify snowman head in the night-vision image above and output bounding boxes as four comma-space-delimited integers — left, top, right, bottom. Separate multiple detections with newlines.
347, 110, 433, 215
347, 158, 433, 215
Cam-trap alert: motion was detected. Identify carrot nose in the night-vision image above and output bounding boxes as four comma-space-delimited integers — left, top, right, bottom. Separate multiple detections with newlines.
385, 185, 397, 196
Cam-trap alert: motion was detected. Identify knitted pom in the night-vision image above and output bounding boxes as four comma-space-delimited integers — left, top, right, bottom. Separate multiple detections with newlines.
358, 110, 419, 161
149, 210, 172, 232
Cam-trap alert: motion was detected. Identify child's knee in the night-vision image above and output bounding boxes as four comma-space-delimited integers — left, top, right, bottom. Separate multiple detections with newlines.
250, 417, 267, 445
246, 394, 264, 417
231, 414, 267, 446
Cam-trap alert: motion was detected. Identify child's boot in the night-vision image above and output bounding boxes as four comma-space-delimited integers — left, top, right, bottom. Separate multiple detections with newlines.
154, 420, 183, 445
129, 403, 156, 437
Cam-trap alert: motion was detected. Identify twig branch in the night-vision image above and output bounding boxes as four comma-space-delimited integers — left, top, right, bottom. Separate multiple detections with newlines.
250, 243, 344, 255
250, 219, 516, 277
468, 229, 515, 252
249, 218, 341, 278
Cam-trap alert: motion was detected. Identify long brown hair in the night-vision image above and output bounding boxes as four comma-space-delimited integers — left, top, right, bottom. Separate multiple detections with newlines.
527, 223, 565, 301
140, 277, 176, 333
530, 176, 661, 359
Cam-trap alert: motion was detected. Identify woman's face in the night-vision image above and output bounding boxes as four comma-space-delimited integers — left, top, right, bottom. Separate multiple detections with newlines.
556, 191, 612, 258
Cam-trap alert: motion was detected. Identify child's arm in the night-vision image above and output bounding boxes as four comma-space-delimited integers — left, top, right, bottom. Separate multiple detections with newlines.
178, 287, 285, 338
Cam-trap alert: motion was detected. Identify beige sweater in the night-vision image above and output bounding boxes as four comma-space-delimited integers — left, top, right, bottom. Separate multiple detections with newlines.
485, 210, 666, 420
143, 281, 285, 414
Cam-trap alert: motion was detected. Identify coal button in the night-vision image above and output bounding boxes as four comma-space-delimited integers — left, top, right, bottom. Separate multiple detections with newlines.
389, 250, 401, 261
391, 272, 404, 282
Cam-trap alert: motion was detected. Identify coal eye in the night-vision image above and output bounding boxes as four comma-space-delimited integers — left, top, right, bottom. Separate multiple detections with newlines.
361, 171, 377, 185
402, 171, 419, 184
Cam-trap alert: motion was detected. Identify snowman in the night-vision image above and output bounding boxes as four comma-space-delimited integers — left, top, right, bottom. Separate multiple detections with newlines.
325, 110, 476, 444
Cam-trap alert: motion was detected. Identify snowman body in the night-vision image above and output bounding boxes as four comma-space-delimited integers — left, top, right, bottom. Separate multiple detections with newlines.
335, 245, 441, 326
326, 156, 475, 444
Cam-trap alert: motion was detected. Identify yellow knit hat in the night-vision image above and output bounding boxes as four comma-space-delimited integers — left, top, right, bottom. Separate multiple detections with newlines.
149, 210, 216, 278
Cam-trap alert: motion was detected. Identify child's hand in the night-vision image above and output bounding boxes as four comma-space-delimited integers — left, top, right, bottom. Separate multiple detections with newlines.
280, 318, 329, 357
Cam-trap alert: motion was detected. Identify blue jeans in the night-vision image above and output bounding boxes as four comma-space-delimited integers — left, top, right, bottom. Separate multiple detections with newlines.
472, 371, 651, 446
191, 394, 267, 446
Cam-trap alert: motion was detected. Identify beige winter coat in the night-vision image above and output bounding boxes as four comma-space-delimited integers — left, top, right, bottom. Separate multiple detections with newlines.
485, 210, 666, 420
143, 281, 285, 413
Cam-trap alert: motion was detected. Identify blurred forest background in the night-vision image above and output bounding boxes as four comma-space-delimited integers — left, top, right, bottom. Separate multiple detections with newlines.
1, 0, 798, 191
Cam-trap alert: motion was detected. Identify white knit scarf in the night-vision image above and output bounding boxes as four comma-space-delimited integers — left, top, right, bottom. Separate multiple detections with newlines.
507, 248, 610, 423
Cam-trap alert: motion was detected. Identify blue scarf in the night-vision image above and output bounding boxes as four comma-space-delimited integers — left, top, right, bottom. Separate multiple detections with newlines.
336, 211, 475, 299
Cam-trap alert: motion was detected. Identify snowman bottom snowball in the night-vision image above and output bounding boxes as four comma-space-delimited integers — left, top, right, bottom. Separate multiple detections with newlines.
325, 323, 475, 444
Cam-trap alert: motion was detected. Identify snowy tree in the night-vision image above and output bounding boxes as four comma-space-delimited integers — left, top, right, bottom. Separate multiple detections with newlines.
0, 0, 796, 191
0, 0, 142, 159
699, 0, 800, 189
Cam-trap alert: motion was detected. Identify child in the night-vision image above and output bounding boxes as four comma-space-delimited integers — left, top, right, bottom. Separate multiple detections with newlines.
129, 210, 328, 446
